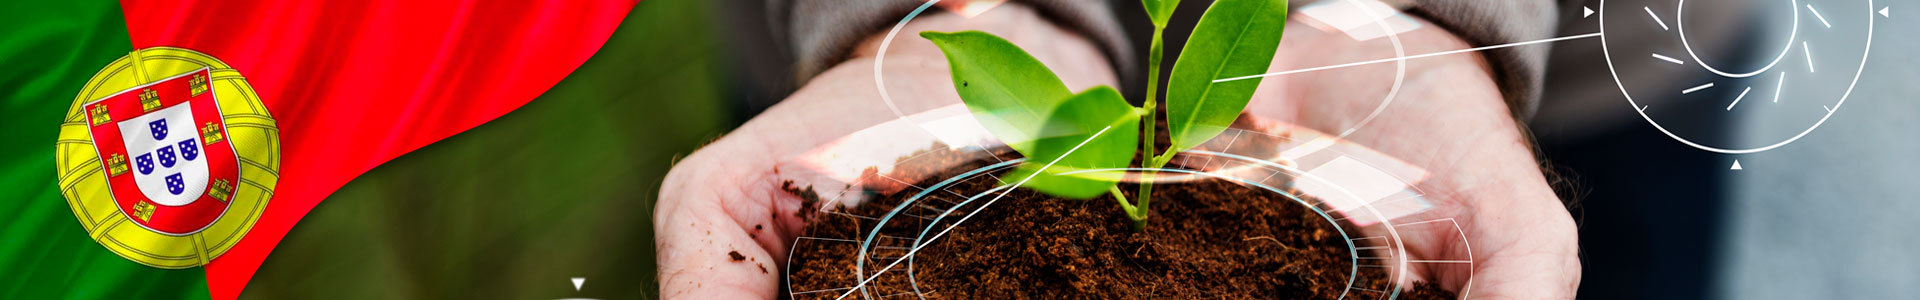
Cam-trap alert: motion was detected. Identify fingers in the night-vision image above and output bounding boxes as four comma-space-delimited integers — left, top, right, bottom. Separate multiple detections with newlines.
654, 192, 781, 299
656, 144, 785, 299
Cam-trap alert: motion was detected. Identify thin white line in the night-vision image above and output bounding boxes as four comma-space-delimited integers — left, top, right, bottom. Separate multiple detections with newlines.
981, 147, 1008, 163
929, 195, 961, 206
1803, 41, 1816, 73
1808, 5, 1832, 28
1823, 105, 1834, 113
1257, 169, 1283, 184
834, 126, 1113, 300
1393, 218, 1457, 227
794, 287, 855, 295
1221, 131, 1243, 153
875, 174, 924, 191
1645, 7, 1670, 31
797, 236, 859, 243
1773, 72, 1787, 103
1411, 259, 1474, 264
1652, 53, 1685, 64
1213, 32, 1603, 82
1726, 87, 1752, 111
1682, 82, 1716, 94
898, 213, 934, 221
1279, 137, 1336, 160
828, 211, 878, 221
914, 203, 949, 213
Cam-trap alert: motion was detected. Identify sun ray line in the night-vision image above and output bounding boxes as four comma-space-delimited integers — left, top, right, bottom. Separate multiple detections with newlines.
1727, 87, 1752, 111
1682, 82, 1715, 94
1803, 41, 1816, 73
1773, 72, 1786, 103
1645, 6, 1670, 31
1652, 53, 1685, 64
1807, 5, 1833, 28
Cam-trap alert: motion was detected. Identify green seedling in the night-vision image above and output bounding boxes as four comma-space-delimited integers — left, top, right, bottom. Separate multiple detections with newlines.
922, 0, 1287, 231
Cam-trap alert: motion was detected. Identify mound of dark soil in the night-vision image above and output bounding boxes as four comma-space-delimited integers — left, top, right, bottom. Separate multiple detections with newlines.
784, 146, 1455, 299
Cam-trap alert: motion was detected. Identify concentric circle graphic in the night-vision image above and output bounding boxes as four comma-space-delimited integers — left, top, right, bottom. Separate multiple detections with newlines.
1602, 0, 1876, 154
1676, 0, 1799, 78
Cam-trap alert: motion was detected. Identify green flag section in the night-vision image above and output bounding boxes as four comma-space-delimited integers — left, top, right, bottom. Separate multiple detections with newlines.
236, 0, 731, 299
0, 1, 211, 299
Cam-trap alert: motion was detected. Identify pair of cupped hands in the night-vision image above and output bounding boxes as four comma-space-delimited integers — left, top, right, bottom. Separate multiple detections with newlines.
657, 4, 1578, 299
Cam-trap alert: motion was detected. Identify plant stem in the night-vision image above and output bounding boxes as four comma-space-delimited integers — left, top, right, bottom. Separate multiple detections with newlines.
1109, 186, 1138, 213
1133, 26, 1167, 232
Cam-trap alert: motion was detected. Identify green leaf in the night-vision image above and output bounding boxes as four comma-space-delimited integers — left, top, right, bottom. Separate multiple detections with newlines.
1165, 0, 1287, 153
1002, 86, 1142, 199
1142, 0, 1183, 27
921, 30, 1075, 155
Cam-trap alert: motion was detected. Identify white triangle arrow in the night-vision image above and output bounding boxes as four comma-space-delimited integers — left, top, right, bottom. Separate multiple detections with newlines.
1881, 7, 1890, 18
1731, 160, 1744, 170
1584, 7, 1595, 18
571, 277, 586, 291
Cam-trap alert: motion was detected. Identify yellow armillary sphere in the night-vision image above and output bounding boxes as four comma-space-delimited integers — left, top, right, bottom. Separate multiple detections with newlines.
54, 47, 280, 268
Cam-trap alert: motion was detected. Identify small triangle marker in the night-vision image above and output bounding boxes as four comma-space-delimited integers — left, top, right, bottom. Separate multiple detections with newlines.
1731, 160, 1743, 170
571, 277, 586, 291
1881, 7, 1890, 18
1584, 7, 1595, 18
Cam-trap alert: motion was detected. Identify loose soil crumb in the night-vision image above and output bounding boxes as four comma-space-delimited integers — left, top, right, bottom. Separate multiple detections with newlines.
784, 148, 1457, 299
782, 180, 823, 219
728, 250, 746, 262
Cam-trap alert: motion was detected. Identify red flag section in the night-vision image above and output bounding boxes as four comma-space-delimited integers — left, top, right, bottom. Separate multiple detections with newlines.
117, 0, 637, 298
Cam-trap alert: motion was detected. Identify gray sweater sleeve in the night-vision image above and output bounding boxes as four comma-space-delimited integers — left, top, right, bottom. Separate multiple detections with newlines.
769, 0, 1136, 88
1401, 0, 1570, 120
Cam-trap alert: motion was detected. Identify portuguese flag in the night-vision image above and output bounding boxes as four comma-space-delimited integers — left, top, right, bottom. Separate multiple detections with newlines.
3, 0, 729, 298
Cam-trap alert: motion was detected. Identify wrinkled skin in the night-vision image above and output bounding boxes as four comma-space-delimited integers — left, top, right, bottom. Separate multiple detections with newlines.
656, 5, 1578, 299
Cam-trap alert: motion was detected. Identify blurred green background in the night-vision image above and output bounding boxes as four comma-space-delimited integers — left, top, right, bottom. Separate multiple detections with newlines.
241, 1, 734, 299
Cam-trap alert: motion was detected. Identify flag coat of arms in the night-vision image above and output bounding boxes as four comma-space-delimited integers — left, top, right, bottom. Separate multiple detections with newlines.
84, 68, 240, 235
56, 48, 281, 271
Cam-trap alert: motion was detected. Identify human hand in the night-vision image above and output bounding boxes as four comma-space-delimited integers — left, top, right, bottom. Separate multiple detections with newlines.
652, 5, 1118, 299
1245, 17, 1582, 298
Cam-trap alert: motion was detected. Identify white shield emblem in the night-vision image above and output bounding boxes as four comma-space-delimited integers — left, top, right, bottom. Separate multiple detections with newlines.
118, 103, 209, 206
